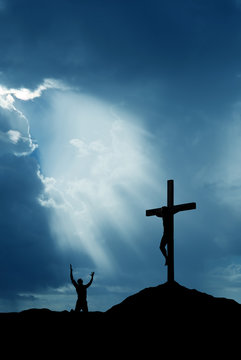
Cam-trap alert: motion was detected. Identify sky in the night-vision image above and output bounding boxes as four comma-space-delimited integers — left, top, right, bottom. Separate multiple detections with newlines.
1, 0, 241, 312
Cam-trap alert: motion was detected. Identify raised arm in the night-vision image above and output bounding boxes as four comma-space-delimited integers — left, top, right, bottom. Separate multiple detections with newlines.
85, 272, 95, 288
70, 264, 77, 288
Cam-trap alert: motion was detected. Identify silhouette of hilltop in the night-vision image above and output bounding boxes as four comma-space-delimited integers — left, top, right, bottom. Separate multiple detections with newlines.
105, 281, 241, 354
106, 281, 241, 335
0, 282, 240, 354
107, 280, 240, 316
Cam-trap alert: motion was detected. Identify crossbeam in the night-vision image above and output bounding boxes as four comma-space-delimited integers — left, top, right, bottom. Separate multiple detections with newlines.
146, 202, 196, 217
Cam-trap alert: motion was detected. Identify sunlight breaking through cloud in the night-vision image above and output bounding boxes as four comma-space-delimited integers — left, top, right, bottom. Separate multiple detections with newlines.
34, 90, 160, 271
0, 79, 161, 273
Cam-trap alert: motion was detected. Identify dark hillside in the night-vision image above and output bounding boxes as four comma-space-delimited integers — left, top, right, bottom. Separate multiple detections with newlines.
0, 282, 240, 355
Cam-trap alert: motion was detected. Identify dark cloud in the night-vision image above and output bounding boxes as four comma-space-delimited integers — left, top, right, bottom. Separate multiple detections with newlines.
0, 153, 66, 298
1, 0, 240, 97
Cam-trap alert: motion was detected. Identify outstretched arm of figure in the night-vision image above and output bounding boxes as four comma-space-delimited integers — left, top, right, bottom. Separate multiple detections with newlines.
85, 272, 95, 288
146, 207, 164, 217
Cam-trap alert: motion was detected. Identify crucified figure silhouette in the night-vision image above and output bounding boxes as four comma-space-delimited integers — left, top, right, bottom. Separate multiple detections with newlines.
146, 179, 196, 282
159, 206, 169, 266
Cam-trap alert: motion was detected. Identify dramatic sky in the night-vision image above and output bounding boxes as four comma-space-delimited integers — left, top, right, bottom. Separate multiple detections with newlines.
1, 0, 241, 312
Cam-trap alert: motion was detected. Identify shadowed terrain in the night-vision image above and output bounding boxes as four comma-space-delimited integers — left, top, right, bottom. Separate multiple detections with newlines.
1, 282, 240, 355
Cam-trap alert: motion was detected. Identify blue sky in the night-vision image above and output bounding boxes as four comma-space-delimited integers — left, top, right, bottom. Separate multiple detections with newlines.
1, 0, 241, 311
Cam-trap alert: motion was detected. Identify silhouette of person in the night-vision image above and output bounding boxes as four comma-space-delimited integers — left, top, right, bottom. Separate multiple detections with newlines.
70, 264, 95, 312
158, 206, 169, 266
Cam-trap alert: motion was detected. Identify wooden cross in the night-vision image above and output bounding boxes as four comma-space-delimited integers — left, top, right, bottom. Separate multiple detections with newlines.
146, 179, 196, 282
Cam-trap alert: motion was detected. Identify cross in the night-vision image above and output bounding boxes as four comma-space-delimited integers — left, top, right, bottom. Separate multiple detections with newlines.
146, 179, 196, 283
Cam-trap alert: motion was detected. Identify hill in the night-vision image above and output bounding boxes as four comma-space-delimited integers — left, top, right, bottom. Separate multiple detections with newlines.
0, 282, 240, 354
107, 280, 240, 317
106, 281, 241, 336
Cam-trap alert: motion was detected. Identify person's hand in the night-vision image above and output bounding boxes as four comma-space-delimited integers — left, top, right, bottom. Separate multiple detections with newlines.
90, 271, 95, 277
70, 264, 73, 271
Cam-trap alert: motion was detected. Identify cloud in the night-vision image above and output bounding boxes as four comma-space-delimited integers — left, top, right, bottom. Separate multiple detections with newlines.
0, 154, 66, 301
0, 128, 35, 156
8, 129, 21, 143
0, 78, 64, 111
70, 138, 107, 157
0, 79, 65, 157
0, 79, 70, 308
7, 78, 64, 101
194, 105, 241, 215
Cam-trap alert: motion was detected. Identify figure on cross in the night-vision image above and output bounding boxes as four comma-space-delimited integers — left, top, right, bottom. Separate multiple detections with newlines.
158, 206, 169, 266
146, 180, 196, 282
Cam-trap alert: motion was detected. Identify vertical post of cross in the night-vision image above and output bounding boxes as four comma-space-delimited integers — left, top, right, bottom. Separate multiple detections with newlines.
167, 180, 174, 283
146, 179, 196, 283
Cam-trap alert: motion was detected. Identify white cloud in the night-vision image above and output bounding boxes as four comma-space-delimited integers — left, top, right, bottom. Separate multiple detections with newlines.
70, 138, 107, 157
69, 139, 90, 157
0, 78, 64, 156
0, 78, 64, 114
7, 130, 21, 144
9, 78, 64, 101
0, 128, 36, 156
0, 91, 15, 111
